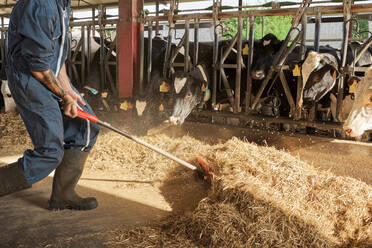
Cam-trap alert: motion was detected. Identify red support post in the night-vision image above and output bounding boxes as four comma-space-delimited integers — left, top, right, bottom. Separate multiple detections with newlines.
117, 0, 143, 98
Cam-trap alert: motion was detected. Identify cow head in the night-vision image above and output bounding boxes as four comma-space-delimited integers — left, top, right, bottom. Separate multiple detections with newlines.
343, 68, 372, 137
169, 76, 206, 125
251, 34, 283, 80
300, 51, 339, 108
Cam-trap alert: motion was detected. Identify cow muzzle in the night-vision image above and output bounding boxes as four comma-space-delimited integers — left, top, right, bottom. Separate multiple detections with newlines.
251, 70, 265, 80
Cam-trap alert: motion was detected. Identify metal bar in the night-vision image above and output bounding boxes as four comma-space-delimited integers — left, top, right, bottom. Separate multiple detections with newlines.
92, 7, 96, 34
163, 24, 174, 77
314, 10, 321, 52
147, 21, 153, 87
295, 14, 307, 120
234, 16, 243, 113
279, 70, 296, 117
139, 19, 145, 96
98, 4, 105, 92
212, 0, 220, 108
191, 110, 343, 131
336, 1, 352, 121
184, 19, 190, 72
220, 35, 238, 64
220, 68, 235, 106
155, 1, 160, 36
87, 25, 91, 77
169, 33, 186, 74
261, 16, 264, 37
193, 18, 199, 65
245, 15, 255, 113
81, 26, 86, 87
144, 3, 372, 22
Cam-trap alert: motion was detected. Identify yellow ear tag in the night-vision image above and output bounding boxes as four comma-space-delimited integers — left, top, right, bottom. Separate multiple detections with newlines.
159, 103, 164, 111
292, 65, 301, 77
120, 100, 129, 111
159, 81, 170, 93
349, 80, 357, 93
201, 84, 207, 92
101, 92, 108, 98
332, 70, 337, 80
242, 44, 249, 55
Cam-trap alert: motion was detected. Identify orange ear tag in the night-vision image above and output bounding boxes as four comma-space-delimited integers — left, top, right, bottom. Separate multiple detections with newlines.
332, 70, 337, 80
349, 80, 357, 93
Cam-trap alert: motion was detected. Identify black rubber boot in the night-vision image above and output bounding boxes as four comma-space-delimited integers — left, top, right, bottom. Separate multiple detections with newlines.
0, 162, 31, 197
48, 150, 98, 211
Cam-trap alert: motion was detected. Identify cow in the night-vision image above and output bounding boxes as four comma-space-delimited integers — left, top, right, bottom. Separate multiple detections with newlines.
1, 80, 17, 113
169, 65, 211, 125
343, 67, 372, 137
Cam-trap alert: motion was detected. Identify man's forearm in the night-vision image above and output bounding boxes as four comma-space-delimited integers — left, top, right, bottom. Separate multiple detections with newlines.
31, 69, 67, 99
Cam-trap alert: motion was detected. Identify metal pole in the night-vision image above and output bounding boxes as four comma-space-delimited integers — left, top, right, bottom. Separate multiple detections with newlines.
184, 19, 190, 72
155, 1, 160, 36
336, 1, 352, 121
139, 20, 145, 95
234, 15, 243, 113
98, 4, 105, 92
193, 18, 199, 65
245, 15, 254, 113
81, 26, 86, 87
92, 8, 96, 34
261, 16, 265, 37
212, 0, 219, 108
295, 14, 307, 120
314, 10, 321, 52
163, 2, 175, 77
87, 25, 91, 77
147, 21, 153, 87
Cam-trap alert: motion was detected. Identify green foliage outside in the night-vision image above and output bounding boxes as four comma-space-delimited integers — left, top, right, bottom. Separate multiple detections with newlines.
222, 14, 370, 41
352, 16, 369, 39
221, 15, 292, 40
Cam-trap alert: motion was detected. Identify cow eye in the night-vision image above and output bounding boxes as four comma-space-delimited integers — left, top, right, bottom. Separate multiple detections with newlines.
370, 95, 372, 102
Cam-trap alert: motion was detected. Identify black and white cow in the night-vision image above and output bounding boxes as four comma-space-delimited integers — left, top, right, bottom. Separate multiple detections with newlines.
343, 67, 372, 137
169, 65, 211, 125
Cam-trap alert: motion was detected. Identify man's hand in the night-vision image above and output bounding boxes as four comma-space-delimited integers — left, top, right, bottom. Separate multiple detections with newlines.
31, 64, 85, 118
66, 89, 85, 107
62, 94, 78, 118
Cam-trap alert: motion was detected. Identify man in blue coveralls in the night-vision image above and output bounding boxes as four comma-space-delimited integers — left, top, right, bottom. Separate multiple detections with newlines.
0, 0, 100, 211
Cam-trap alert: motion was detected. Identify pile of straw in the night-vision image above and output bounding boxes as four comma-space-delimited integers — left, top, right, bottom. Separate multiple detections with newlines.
100, 135, 371, 247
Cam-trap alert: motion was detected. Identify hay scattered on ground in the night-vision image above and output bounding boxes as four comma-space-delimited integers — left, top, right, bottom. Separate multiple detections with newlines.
0, 112, 32, 149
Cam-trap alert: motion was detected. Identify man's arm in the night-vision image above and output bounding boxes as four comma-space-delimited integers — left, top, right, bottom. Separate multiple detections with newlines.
31, 69, 78, 118
58, 64, 85, 106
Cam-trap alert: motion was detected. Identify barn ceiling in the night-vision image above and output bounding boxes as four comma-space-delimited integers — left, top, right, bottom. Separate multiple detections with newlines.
0, 0, 207, 17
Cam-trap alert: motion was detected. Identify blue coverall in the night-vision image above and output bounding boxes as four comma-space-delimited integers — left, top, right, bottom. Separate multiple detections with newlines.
6, 0, 100, 185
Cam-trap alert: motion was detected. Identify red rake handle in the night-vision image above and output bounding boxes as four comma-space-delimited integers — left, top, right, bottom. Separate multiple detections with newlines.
77, 108, 99, 123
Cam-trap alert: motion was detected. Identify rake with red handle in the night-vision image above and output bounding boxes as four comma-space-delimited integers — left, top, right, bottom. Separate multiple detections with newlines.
77, 108, 213, 183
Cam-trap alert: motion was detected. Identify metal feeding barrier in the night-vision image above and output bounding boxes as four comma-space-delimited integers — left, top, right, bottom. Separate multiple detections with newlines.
0, 1, 371, 139
141, 0, 372, 140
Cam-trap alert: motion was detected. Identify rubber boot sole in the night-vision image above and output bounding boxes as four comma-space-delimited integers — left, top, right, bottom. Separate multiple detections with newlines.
48, 197, 98, 211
